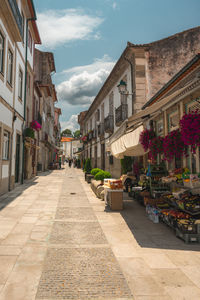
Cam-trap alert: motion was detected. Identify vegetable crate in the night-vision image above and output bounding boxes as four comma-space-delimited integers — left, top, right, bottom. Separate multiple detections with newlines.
175, 228, 200, 243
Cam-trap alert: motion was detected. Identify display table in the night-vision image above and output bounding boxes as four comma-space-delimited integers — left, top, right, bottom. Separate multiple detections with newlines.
104, 186, 123, 210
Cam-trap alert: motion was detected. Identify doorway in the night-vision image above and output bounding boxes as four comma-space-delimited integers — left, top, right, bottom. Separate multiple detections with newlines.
101, 143, 105, 170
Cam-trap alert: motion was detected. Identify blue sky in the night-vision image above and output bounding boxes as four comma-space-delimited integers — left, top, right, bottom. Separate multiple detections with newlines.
34, 0, 200, 132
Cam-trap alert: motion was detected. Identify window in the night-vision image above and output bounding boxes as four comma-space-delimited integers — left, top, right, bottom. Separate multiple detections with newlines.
168, 111, 179, 132
7, 49, 13, 85
0, 31, 4, 74
156, 119, 164, 136
28, 30, 32, 53
21, 12, 25, 42
3, 131, 10, 160
27, 72, 30, 95
18, 68, 23, 99
109, 92, 114, 115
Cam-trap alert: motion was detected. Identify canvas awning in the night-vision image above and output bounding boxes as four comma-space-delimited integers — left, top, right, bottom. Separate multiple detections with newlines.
110, 125, 147, 158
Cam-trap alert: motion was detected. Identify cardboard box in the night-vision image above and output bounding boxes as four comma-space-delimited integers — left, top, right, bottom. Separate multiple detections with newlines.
108, 190, 123, 210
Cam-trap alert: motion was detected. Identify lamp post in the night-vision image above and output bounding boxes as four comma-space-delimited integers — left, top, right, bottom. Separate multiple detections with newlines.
117, 80, 134, 95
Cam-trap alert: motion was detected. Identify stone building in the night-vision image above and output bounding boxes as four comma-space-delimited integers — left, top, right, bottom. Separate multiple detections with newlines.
79, 27, 200, 178
0, 0, 41, 194
34, 49, 59, 171
121, 53, 200, 172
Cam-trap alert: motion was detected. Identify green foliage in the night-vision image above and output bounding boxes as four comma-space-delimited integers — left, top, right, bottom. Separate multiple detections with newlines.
73, 130, 80, 138
84, 158, 92, 173
24, 127, 35, 139
61, 129, 72, 137
91, 168, 102, 176
82, 159, 86, 170
104, 171, 111, 178
120, 156, 132, 174
94, 170, 105, 181
94, 170, 111, 181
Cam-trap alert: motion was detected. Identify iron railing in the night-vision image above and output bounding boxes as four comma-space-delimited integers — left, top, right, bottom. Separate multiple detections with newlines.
104, 115, 114, 133
115, 104, 128, 126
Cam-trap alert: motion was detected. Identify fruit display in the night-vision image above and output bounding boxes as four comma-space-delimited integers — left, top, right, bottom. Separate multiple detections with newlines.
107, 179, 123, 190
162, 191, 200, 214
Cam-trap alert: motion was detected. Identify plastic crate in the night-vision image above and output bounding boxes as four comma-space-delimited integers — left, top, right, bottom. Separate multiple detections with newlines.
175, 228, 200, 243
176, 222, 197, 234
184, 180, 200, 189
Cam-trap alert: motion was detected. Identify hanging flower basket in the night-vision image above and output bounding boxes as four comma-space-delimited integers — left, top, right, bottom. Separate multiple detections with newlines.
139, 129, 155, 152
81, 135, 88, 143
180, 111, 200, 153
163, 129, 186, 162
149, 136, 164, 161
30, 120, 42, 131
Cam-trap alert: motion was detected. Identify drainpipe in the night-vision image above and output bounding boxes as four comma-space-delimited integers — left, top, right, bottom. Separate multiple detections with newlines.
124, 56, 135, 115
21, 17, 36, 184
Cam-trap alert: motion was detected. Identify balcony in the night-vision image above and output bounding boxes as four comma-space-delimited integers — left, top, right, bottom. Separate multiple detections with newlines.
93, 129, 97, 139
98, 123, 104, 138
104, 115, 114, 134
88, 130, 93, 141
0, 0, 23, 41
115, 104, 128, 127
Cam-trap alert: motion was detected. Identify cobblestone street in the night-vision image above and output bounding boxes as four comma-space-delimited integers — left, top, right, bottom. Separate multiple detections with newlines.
1, 166, 200, 299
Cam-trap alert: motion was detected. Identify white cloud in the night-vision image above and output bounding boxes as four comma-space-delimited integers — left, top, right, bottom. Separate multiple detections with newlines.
57, 55, 115, 106
37, 9, 103, 49
112, 2, 117, 10
60, 115, 79, 132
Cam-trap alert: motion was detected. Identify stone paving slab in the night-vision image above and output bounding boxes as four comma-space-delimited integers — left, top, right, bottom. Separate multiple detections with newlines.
55, 207, 97, 220
50, 221, 107, 245
36, 247, 133, 299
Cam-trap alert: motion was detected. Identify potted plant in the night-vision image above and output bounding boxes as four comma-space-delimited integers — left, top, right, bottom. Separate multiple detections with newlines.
84, 158, 92, 181
163, 129, 186, 162
140, 129, 155, 152
24, 127, 35, 139
180, 112, 200, 153
149, 136, 164, 161
94, 170, 111, 184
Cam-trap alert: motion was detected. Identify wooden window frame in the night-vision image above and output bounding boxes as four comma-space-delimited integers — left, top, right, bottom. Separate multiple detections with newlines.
2, 130, 10, 160
18, 67, 23, 101
7, 47, 13, 88
168, 110, 179, 132
0, 26, 6, 82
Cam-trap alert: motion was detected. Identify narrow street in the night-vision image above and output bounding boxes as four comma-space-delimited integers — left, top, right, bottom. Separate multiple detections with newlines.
0, 166, 200, 300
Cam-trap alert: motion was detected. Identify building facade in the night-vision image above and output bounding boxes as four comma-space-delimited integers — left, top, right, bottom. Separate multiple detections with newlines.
79, 27, 200, 178
0, 0, 40, 195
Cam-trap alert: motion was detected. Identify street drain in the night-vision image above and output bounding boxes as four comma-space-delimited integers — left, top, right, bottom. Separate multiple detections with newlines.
70, 193, 76, 195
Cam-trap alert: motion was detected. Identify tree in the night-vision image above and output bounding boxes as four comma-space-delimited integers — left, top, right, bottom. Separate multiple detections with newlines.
73, 130, 80, 138
61, 129, 72, 137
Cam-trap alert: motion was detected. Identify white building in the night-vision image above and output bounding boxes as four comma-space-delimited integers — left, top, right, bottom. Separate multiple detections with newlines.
0, 0, 40, 195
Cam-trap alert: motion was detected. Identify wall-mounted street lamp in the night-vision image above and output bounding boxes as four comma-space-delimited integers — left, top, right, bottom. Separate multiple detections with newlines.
117, 80, 134, 95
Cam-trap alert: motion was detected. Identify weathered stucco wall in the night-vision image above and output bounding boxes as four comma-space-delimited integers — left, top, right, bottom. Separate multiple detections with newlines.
146, 26, 200, 99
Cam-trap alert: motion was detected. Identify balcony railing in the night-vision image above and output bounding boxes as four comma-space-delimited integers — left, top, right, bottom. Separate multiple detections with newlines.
88, 130, 93, 141
8, 0, 23, 38
98, 123, 104, 138
115, 104, 128, 127
93, 129, 97, 139
104, 115, 114, 134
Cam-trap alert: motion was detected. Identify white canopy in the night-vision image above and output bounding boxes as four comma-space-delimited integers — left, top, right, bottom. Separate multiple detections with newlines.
110, 125, 147, 158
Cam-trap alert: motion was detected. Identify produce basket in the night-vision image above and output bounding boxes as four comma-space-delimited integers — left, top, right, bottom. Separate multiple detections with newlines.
176, 222, 197, 234
184, 179, 200, 189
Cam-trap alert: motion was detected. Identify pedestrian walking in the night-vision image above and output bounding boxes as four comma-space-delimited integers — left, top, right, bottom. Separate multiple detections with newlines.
59, 156, 62, 169
69, 159, 72, 168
